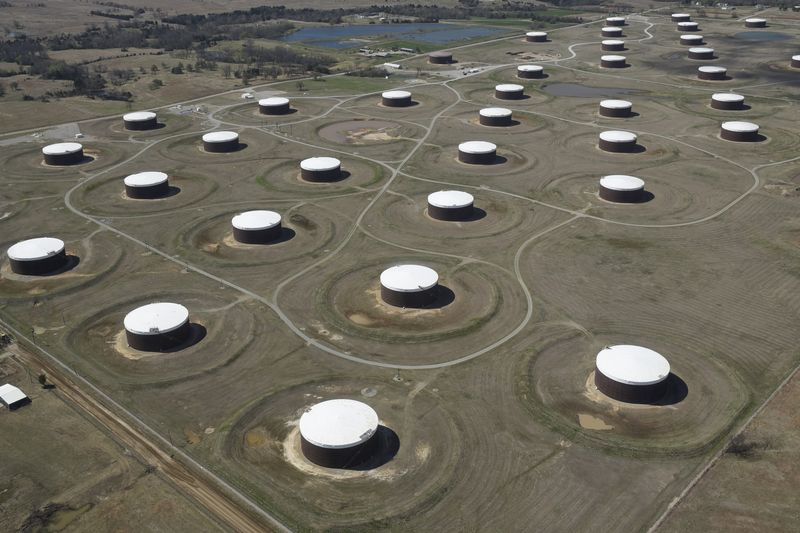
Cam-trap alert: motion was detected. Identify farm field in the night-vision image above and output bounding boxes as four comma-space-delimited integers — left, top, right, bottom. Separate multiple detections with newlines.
1, 6, 800, 532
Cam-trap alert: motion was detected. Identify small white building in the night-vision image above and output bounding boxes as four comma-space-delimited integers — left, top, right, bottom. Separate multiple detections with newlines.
0, 384, 29, 410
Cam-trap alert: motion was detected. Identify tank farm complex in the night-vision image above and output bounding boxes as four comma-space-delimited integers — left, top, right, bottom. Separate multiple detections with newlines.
2, 7, 800, 533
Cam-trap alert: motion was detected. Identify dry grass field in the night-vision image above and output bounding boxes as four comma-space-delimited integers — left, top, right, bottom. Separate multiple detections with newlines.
1, 6, 799, 532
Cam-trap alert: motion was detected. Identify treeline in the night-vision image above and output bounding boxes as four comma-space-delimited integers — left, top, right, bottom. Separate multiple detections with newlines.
44, 20, 295, 52
89, 10, 135, 21
162, 3, 585, 26
203, 42, 335, 76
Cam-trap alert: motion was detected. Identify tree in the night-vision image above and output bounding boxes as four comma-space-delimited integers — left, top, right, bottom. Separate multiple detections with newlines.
149, 78, 163, 90
222, 64, 232, 78
150, 64, 159, 74
0, 82, 5, 97
38, 373, 47, 387
296, 80, 305, 91
10, 81, 18, 91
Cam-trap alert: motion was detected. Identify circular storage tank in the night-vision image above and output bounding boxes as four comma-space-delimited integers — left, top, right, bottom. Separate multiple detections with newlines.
792, 55, 800, 68
679, 34, 704, 45
677, 21, 699, 31
698, 66, 727, 80
427, 190, 475, 221
688, 47, 714, 60
258, 97, 291, 115
479, 107, 513, 127
711, 93, 745, 110
595, 345, 671, 403
299, 399, 380, 468
599, 99, 633, 118
601, 54, 627, 68
300, 156, 342, 182
671, 13, 691, 23
745, 17, 767, 28
517, 64, 544, 79
124, 171, 169, 199
42, 142, 84, 165
202, 131, 239, 153
123, 111, 157, 130
231, 210, 282, 244
124, 302, 191, 352
606, 16, 625, 26
7, 237, 67, 275
599, 175, 645, 203
381, 90, 412, 107
458, 141, 497, 164
380, 264, 439, 307
525, 31, 548, 42
602, 39, 625, 52
602, 26, 623, 38
495, 83, 525, 100
428, 51, 453, 64
720, 121, 759, 142
598, 130, 638, 152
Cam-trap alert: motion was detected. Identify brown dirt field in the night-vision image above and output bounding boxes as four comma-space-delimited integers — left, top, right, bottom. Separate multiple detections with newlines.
3, 10, 800, 533
660, 368, 800, 532
0, 353, 224, 532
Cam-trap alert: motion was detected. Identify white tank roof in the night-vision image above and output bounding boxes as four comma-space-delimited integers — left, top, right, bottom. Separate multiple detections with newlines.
600, 99, 632, 109
479, 107, 512, 118
495, 83, 524, 92
517, 64, 543, 72
600, 174, 645, 191
231, 210, 281, 231
596, 345, 670, 386
459, 141, 497, 154
680, 34, 703, 40
124, 302, 189, 336
712, 93, 744, 102
380, 264, 439, 292
526, 31, 547, 37
601, 55, 626, 62
678, 21, 699, 27
600, 130, 637, 143
382, 90, 411, 99
672, 13, 690, 18
689, 47, 714, 54
428, 190, 474, 208
745, 17, 766, 23
124, 171, 168, 188
300, 156, 341, 172
42, 142, 82, 156
606, 17, 625, 22
699, 66, 727, 73
602, 39, 625, 45
123, 111, 156, 122
722, 121, 759, 133
202, 131, 238, 143
602, 26, 622, 32
7, 237, 65, 262
259, 96, 289, 106
793, 55, 800, 61
299, 399, 379, 449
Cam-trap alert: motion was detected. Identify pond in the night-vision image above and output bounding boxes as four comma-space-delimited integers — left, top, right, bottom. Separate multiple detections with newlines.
733, 31, 793, 42
281, 23, 506, 49
542, 83, 642, 98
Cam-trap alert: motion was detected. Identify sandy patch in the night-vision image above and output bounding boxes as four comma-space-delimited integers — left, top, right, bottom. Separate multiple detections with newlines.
578, 413, 614, 430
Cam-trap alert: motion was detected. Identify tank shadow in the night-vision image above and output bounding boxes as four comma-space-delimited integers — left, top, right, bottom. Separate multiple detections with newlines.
650, 373, 688, 406
345, 426, 400, 470
160, 323, 207, 353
